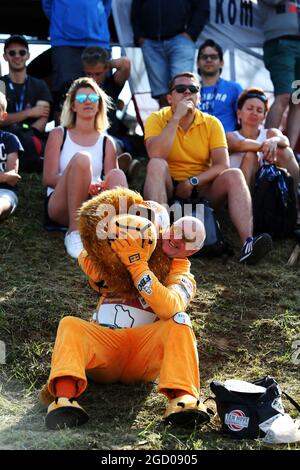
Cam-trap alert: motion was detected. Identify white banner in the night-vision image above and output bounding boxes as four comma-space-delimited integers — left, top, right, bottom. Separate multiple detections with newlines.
112, 1, 272, 122
113, 0, 264, 48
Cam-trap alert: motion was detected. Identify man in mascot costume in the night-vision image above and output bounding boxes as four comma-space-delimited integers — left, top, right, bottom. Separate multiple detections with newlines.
39, 187, 208, 430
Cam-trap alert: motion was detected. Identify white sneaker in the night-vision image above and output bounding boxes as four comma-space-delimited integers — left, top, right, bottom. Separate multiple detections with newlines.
64, 230, 83, 258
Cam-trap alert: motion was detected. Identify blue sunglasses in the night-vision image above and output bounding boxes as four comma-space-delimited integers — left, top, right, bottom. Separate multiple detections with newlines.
75, 93, 100, 104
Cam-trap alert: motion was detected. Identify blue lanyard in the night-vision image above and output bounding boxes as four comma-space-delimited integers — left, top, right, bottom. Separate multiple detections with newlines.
8, 77, 27, 113
200, 80, 220, 114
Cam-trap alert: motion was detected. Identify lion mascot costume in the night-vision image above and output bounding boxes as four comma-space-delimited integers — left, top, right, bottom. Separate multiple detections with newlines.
40, 187, 210, 430
78, 187, 172, 327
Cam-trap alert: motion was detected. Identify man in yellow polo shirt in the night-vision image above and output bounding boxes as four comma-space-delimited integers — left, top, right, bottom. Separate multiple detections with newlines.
143, 72, 272, 265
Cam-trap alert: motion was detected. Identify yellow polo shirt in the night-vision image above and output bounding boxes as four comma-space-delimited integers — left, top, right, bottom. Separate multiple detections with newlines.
144, 107, 228, 181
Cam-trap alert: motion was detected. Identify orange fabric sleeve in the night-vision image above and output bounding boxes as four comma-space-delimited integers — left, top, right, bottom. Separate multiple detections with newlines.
126, 258, 196, 320
78, 250, 105, 293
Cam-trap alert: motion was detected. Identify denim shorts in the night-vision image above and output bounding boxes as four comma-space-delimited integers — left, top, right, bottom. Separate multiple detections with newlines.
263, 38, 300, 95
142, 34, 196, 98
0, 188, 18, 214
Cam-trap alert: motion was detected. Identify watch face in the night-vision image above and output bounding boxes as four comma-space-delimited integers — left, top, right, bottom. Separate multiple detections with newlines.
190, 177, 199, 186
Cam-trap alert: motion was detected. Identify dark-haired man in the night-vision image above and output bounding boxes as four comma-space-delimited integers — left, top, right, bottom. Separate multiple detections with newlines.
143, 72, 272, 264
197, 39, 243, 132
82, 46, 131, 141
0, 35, 52, 172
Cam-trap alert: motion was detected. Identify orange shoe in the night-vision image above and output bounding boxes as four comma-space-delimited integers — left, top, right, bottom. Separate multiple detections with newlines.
164, 394, 211, 427
45, 397, 89, 430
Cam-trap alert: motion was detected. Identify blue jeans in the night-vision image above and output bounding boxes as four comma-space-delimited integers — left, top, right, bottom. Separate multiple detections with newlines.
141, 34, 196, 98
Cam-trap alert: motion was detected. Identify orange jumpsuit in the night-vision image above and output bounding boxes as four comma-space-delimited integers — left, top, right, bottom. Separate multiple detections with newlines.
48, 251, 200, 399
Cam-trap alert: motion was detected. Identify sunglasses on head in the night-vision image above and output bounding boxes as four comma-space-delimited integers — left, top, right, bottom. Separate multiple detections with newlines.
170, 84, 200, 94
75, 93, 100, 104
7, 49, 27, 57
85, 52, 108, 61
244, 92, 268, 103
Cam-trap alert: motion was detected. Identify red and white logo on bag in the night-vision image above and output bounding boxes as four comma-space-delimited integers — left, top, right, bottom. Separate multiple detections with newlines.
225, 409, 250, 431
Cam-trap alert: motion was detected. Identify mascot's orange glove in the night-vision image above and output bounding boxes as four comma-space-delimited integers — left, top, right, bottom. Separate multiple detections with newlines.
110, 231, 195, 320
109, 213, 195, 319
110, 232, 154, 268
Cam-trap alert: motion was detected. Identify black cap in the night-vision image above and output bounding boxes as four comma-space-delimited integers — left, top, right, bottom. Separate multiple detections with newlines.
4, 35, 29, 51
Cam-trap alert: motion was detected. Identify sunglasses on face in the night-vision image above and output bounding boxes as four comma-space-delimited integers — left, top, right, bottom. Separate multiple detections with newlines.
199, 54, 219, 61
75, 93, 100, 104
170, 84, 200, 94
7, 49, 27, 57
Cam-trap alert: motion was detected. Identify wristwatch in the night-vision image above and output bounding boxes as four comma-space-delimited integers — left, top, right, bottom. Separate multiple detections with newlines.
189, 176, 199, 187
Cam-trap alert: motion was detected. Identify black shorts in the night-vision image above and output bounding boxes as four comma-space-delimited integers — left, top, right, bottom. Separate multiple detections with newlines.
44, 192, 67, 232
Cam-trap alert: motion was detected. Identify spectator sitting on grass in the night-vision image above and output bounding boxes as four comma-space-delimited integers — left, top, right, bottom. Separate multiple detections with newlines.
0, 34, 52, 173
226, 87, 299, 212
0, 91, 23, 221
143, 72, 273, 265
42, 77, 128, 259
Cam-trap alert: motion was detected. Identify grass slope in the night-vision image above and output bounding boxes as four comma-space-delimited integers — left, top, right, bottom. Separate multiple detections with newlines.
0, 171, 299, 450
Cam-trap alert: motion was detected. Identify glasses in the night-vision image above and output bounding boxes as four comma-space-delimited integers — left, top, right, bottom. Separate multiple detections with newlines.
170, 84, 200, 94
244, 92, 268, 103
75, 93, 100, 104
199, 54, 219, 61
82, 52, 109, 62
7, 49, 27, 57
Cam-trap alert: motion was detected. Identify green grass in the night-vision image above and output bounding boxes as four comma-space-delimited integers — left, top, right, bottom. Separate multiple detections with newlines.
0, 170, 299, 450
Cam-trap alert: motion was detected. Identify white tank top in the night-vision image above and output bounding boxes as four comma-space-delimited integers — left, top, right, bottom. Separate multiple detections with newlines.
229, 127, 268, 168
47, 127, 106, 196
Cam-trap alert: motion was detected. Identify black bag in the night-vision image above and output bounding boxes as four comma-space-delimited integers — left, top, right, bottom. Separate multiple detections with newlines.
9, 124, 47, 173
210, 376, 293, 440
170, 197, 228, 257
253, 164, 297, 239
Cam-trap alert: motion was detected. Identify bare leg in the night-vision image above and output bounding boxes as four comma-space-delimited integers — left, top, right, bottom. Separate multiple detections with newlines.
201, 168, 253, 245
143, 158, 173, 204
0, 198, 12, 221
287, 102, 300, 151
265, 94, 290, 129
240, 151, 260, 191
48, 152, 92, 231
104, 168, 128, 189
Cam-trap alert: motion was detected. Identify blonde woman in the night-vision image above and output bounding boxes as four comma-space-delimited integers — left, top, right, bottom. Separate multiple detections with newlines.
43, 77, 128, 258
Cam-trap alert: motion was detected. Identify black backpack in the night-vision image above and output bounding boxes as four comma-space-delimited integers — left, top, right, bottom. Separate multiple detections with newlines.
252, 164, 297, 239
210, 376, 300, 440
170, 197, 229, 257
